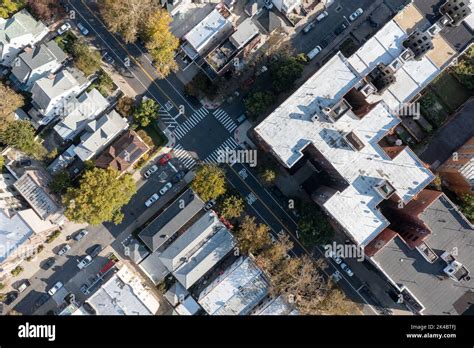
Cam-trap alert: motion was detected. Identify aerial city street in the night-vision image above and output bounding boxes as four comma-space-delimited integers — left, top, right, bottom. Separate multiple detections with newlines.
0, 0, 473, 323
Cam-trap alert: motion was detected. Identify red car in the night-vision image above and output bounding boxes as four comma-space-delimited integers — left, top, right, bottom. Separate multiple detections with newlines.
158, 153, 172, 166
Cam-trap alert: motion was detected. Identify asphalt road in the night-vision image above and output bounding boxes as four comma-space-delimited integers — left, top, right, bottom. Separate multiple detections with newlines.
13, 0, 409, 315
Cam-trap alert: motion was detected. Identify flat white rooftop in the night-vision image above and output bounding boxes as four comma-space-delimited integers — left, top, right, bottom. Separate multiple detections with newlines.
255, 16, 441, 246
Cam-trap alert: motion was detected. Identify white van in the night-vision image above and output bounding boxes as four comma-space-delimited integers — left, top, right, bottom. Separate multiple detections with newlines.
307, 45, 322, 60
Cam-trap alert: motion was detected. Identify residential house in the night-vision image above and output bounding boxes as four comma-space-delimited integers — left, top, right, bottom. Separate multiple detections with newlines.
161, 0, 192, 17
0, 208, 57, 275
30, 67, 89, 126
10, 40, 67, 90
181, 6, 233, 63
13, 169, 63, 223
138, 188, 205, 252
53, 88, 109, 142
74, 110, 129, 162
0, 9, 49, 66
87, 264, 160, 315
95, 130, 150, 174
197, 256, 269, 315
437, 136, 473, 196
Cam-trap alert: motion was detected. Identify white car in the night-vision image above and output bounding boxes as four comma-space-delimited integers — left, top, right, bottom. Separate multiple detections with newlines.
74, 229, 88, 242
159, 182, 172, 195
349, 8, 364, 21
332, 270, 343, 282
77, 255, 93, 270
144, 165, 158, 179
48, 281, 63, 296
57, 244, 71, 256
57, 22, 71, 35
340, 263, 354, 277
145, 193, 159, 207
316, 11, 329, 22
328, 250, 343, 265
306, 45, 322, 60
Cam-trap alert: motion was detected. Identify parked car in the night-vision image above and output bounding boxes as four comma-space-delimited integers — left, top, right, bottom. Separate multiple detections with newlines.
3, 291, 18, 305
303, 21, 316, 34
77, 255, 93, 270
316, 11, 329, 22
16, 159, 31, 167
102, 51, 114, 64
340, 262, 354, 277
334, 22, 349, 35
144, 164, 158, 179
34, 293, 50, 308
87, 244, 102, 258
17, 280, 30, 293
204, 199, 216, 211
57, 244, 71, 256
145, 193, 160, 207
328, 251, 343, 265
158, 153, 172, 166
73, 229, 88, 242
171, 170, 186, 184
332, 270, 343, 282
42, 257, 56, 270
349, 8, 364, 21
236, 114, 247, 124
82, 302, 96, 314
76, 22, 89, 35
307, 45, 322, 60
57, 22, 71, 35
48, 281, 63, 296
159, 182, 172, 195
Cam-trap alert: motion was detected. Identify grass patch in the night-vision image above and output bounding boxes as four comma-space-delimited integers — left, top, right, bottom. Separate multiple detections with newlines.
54, 31, 77, 54
138, 123, 167, 148
419, 91, 449, 128
87, 69, 117, 97
430, 72, 470, 112
339, 38, 359, 57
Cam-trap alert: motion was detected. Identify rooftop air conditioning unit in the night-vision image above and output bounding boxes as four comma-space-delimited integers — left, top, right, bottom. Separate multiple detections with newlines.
360, 82, 376, 97
427, 23, 442, 37
389, 58, 403, 71
400, 49, 414, 62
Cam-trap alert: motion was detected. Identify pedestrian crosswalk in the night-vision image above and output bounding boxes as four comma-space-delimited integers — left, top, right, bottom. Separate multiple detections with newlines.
172, 143, 197, 170
203, 137, 240, 164
213, 108, 237, 133
173, 107, 209, 140
159, 106, 178, 130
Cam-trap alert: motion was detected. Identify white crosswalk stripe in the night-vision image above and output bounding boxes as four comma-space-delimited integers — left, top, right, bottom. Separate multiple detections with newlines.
213, 108, 237, 133
172, 144, 197, 170
203, 137, 240, 164
159, 106, 178, 130
173, 107, 209, 140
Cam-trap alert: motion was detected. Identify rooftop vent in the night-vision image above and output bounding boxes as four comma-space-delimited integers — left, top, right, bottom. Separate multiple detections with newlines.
440, 0, 472, 26
344, 131, 365, 151
374, 179, 396, 199
441, 251, 470, 282
403, 29, 434, 60
427, 23, 442, 37
360, 82, 376, 97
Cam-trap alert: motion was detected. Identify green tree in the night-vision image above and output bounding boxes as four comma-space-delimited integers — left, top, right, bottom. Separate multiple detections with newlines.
72, 41, 101, 76
49, 170, 71, 195
260, 168, 277, 185
235, 215, 272, 255
63, 167, 136, 225
220, 195, 245, 220
452, 46, 474, 91
136, 129, 154, 148
142, 8, 179, 78
298, 203, 334, 246
0, 120, 46, 159
317, 286, 360, 315
0, 0, 24, 18
461, 194, 474, 223
0, 155, 4, 169
134, 98, 159, 127
116, 96, 135, 117
0, 82, 24, 131
256, 233, 293, 272
271, 56, 304, 93
191, 164, 226, 201
27, 0, 65, 21
244, 91, 275, 119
